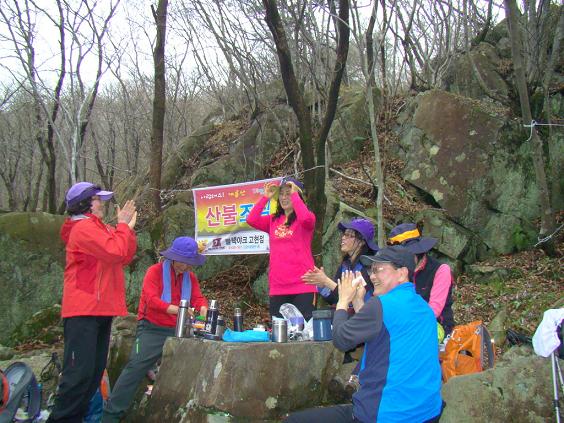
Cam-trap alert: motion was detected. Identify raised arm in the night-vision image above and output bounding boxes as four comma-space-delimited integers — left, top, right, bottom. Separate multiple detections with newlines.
246, 196, 271, 233
290, 192, 315, 229
72, 222, 137, 265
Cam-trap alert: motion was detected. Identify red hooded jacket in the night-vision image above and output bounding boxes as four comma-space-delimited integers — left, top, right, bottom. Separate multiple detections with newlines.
60, 214, 137, 318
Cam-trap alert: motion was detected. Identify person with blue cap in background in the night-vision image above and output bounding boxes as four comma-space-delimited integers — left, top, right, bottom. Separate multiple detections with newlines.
102, 236, 208, 423
48, 182, 137, 423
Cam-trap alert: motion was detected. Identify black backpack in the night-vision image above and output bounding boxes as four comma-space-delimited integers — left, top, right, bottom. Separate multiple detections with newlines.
0, 362, 41, 423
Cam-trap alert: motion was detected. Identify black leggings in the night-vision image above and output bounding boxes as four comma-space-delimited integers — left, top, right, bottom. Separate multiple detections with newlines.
47, 316, 113, 423
269, 293, 315, 321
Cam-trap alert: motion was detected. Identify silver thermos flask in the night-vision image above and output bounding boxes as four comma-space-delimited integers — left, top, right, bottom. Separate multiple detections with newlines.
272, 319, 288, 343
175, 299, 190, 338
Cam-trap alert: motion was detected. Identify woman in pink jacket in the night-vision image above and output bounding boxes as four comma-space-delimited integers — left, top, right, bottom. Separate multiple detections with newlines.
247, 177, 317, 320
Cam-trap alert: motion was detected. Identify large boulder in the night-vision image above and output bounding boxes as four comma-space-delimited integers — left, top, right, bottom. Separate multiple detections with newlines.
107, 314, 138, 385
0, 212, 66, 263
190, 113, 280, 188
443, 42, 509, 103
397, 90, 541, 259
132, 338, 344, 422
329, 86, 380, 163
0, 234, 64, 345
440, 346, 561, 422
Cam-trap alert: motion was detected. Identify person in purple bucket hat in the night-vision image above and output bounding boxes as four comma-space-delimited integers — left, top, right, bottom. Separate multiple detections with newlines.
388, 223, 455, 334
302, 217, 379, 306
48, 182, 137, 423
102, 236, 208, 422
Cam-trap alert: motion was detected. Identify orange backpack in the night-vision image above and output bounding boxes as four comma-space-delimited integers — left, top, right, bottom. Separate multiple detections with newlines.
440, 320, 496, 382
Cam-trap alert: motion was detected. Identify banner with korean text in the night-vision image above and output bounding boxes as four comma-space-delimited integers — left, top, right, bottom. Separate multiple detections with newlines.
192, 177, 282, 255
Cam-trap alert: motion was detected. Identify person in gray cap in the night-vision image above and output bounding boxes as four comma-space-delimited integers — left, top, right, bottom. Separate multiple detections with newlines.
285, 245, 443, 423
48, 182, 137, 423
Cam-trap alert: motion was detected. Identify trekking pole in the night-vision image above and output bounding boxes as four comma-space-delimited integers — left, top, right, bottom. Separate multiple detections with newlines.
556, 355, 564, 397
552, 352, 562, 423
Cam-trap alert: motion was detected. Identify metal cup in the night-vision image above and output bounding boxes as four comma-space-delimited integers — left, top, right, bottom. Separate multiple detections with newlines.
272, 320, 288, 343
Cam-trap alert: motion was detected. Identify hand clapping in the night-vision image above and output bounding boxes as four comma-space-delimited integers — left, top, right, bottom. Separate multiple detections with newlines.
117, 200, 137, 229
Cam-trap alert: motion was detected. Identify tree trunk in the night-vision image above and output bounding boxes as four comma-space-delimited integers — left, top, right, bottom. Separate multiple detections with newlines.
263, 0, 350, 261
542, 7, 563, 210
150, 0, 168, 212
504, 0, 556, 254
365, 2, 385, 247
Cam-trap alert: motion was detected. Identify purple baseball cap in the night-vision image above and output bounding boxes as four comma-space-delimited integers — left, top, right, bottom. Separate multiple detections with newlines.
160, 237, 206, 266
281, 176, 304, 192
65, 182, 114, 208
338, 217, 379, 252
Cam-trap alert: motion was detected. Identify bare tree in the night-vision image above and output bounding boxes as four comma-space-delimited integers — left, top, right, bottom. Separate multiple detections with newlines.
263, 0, 350, 259
150, 0, 169, 211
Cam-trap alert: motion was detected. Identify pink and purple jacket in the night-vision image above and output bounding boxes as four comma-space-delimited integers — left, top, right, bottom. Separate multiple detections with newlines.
247, 192, 317, 296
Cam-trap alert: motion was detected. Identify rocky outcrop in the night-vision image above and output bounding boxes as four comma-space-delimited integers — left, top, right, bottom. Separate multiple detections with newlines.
107, 314, 138, 385
132, 338, 344, 422
440, 346, 562, 422
397, 90, 541, 259
0, 212, 66, 263
444, 42, 510, 103
0, 233, 64, 345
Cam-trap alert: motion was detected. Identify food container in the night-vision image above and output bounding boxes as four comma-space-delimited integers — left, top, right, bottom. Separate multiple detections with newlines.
312, 309, 332, 341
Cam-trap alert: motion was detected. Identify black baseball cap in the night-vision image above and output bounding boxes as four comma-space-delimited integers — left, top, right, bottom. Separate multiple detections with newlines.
360, 245, 416, 274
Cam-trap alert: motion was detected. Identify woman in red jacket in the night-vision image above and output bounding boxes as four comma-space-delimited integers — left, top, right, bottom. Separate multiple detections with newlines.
102, 237, 208, 423
48, 182, 137, 423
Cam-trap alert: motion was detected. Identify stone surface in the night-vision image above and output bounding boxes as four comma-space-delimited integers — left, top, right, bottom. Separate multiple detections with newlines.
133, 337, 344, 422
488, 306, 508, 346
0, 236, 64, 344
0, 345, 15, 360
440, 346, 561, 423
107, 314, 138, 385
444, 42, 509, 102
465, 264, 510, 284
0, 212, 66, 263
9, 305, 62, 346
416, 209, 485, 263
398, 90, 541, 258
329, 86, 380, 163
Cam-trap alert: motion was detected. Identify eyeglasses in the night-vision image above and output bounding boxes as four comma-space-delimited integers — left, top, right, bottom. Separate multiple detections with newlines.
342, 231, 359, 239
367, 264, 396, 276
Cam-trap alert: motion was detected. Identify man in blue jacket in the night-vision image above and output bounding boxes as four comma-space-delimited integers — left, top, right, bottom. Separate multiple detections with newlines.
285, 245, 443, 423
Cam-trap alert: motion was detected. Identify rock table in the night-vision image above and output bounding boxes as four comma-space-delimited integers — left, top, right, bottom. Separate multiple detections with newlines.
133, 336, 344, 422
